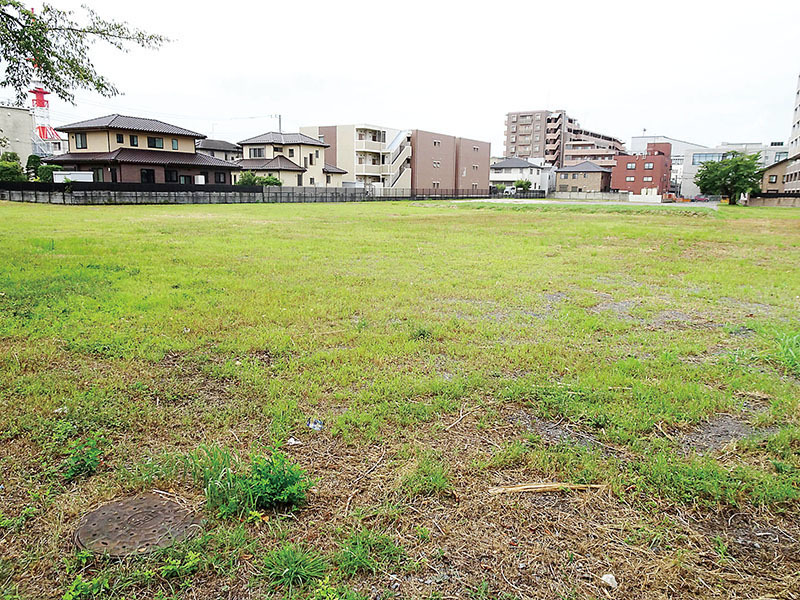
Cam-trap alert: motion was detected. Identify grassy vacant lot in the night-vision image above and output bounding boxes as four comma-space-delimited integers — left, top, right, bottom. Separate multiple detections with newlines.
1, 200, 799, 599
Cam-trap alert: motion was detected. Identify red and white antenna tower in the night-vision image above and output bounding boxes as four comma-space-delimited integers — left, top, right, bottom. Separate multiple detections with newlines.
29, 81, 62, 156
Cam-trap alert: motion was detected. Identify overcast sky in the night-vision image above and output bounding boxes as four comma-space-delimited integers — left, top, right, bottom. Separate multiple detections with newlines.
17, 0, 800, 152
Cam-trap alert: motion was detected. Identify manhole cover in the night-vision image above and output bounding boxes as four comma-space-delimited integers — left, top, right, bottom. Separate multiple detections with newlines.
74, 493, 201, 557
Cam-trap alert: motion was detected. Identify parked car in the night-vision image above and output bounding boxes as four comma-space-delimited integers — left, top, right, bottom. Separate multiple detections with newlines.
503, 186, 517, 196
693, 195, 709, 202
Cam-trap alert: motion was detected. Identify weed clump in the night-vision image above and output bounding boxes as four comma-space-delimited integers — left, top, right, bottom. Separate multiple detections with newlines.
262, 544, 327, 591
185, 445, 311, 517
401, 451, 451, 497
336, 528, 406, 576
63, 436, 105, 481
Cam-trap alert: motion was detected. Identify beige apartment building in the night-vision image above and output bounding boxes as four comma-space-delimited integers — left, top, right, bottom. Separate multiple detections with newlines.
785, 73, 800, 193
235, 132, 346, 187
761, 158, 790, 193
503, 109, 623, 167
300, 124, 490, 190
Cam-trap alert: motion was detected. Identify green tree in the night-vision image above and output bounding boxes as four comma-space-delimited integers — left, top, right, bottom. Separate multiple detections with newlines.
25, 153, 40, 178
0, 1, 167, 103
1, 150, 19, 163
694, 152, 761, 205
0, 159, 25, 181
514, 179, 532, 192
36, 163, 61, 182
236, 171, 282, 186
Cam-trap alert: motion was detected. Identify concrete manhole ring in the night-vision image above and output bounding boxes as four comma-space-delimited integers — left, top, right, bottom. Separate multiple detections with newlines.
73, 492, 202, 557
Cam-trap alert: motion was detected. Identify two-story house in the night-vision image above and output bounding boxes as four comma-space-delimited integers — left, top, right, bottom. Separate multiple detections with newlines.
44, 114, 240, 184
195, 139, 242, 162
234, 132, 347, 186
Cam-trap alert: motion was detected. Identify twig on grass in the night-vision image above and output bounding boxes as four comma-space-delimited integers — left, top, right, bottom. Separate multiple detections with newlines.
488, 483, 604, 495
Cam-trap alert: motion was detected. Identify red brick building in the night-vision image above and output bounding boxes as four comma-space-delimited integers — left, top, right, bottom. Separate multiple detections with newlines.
611, 142, 672, 194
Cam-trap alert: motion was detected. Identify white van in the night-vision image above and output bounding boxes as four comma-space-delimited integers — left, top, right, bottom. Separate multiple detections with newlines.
503, 186, 517, 196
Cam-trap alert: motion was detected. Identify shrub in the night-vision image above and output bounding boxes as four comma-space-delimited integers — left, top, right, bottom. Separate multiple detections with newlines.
0, 151, 20, 163
184, 445, 311, 516
513, 179, 532, 191
37, 164, 63, 183
236, 171, 282, 186
63, 436, 105, 481
26, 153, 41, 177
0, 160, 26, 182
262, 544, 327, 590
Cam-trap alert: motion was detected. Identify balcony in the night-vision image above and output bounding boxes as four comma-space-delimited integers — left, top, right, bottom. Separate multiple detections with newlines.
355, 140, 385, 152
355, 163, 382, 176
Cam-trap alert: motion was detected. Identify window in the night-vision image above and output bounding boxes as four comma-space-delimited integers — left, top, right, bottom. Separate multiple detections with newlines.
775, 152, 788, 161
534, 146, 539, 152
644, 162, 654, 170
288, 148, 295, 157
560, 173, 568, 179
116, 134, 124, 144
769, 174, 778, 183
249, 148, 264, 158
472, 183, 478, 190
318, 135, 324, 143
309, 177, 315, 185
110, 168, 117, 183
433, 139, 441, 147
147, 136, 164, 149
510, 136, 516, 143
165, 169, 178, 183
74, 132, 87, 149
140, 169, 155, 183
432, 181, 440, 189
297, 173, 303, 186
303, 157, 308, 168
626, 176, 635, 182
209, 151, 215, 157
472, 164, 478, 170
309, 153, 314, 166
214, 172, 226, 184
473, 146, 479, 152
692, 153, 724, 165
626, 162, 636, 170
433, 160, 441, 168
130, 135, 138, 147
179, 175, 192, 185
172, 139, 179, 150
315, 150, 319, 159
572, 173, 578, 179
92, 167, 104, 182
643, 176, 653, 182
274, 146, 283, 153
326, 174, 331, 184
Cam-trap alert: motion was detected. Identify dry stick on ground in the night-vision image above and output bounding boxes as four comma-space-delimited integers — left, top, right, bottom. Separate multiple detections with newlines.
343, 448, 386, 515
488, 483, 605, 495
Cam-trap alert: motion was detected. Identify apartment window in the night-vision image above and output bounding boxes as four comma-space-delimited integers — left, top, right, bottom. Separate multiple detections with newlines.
172, 139, 179, 150
130, 135, 138, 147
140, 169, 156, 183
288, 148, 294, 157
534, 146, 539, 152
534, 135, 540, 142
315, 150, 319, 158
433, 139, 441, 147
510, 146, 515, 153
116, 134, 124, 144
534, 125, 540, 131
626, 176, 635, 182
433, 160, 441, 168
214, 172, 226, 184
572, 173, 578, 179
472, 164, 478, 170
74, 132, 87, 149
511, 116, 517, 122
309, 177, 315, 185
274, 146, 283, 153
179, 175, 192, 185
297, 173, 303, 186
472, 183, 478, 190
626, 162, 636, 170
643, 176, 653, 182
510, 136, 516, 142
209, 151, 215, 157
644, 162, 654, 170
769, 174, 778, 183
309, 153, 314, 166
92, 167, 104, 182
775, 152, 788, 161
473, 146, 479, 152
432, 181, 440, 189
165, 169, 178, 183
249, 147, 264, 158
326, 174, 331, 184
511, 125, 517, 133
147, 136, 164, 149
560, 173, 568, 179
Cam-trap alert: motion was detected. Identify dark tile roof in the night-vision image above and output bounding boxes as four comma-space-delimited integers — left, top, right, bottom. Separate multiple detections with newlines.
238, 131, 329, 147
56, 114, 205, 138
45, 148, 240, 169
490, 157, 543, 170
555, 161, 612, 173
196, 139, 241, 152
235, 155, 305, 172
322, 163, 347, 174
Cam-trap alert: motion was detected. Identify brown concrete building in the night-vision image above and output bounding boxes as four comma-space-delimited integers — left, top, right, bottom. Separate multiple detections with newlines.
555, 161, 611, 192
410, 130, 490, 190
611, 143, 672, 194
46, 114, 239, 184
503, 109, 624, 167
761, 157, 791, 193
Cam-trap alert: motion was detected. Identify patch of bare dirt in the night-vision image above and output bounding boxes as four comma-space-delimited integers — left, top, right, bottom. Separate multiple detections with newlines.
679, 414, 778, 454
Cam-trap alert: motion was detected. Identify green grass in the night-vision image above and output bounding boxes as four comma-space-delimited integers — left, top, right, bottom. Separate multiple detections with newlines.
0, 200, 798, 598
262, 544, 327, 591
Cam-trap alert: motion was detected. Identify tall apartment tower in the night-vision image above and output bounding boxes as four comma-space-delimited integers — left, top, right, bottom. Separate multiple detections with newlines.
503, 109, 623, 168
785, 72, 800, 193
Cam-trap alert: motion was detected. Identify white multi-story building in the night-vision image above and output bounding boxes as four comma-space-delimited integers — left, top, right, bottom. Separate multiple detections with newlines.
630, 135, 707, 193
681, 141, 790, 198
490, 157, 554, 192
0, 104, 34, 164
785, 72, 800, 193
